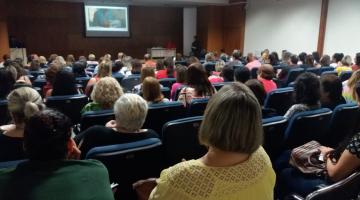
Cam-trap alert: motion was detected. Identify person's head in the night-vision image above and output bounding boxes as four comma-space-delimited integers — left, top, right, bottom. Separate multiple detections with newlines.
258, 64, 275, 80
355, 53, 360, 66
97, 61, 112, 78
234, 67, 250, 83
164, 57, 175, 78
332, 53, 344, 63
8, 61, 26, 80
187, 63, 215, 96
45, 62, 62, 83
29, 59, 40, 71
205, 52, 215, 62
78, 56, 87, 62
131, 59, 142, 74
113, 61, 123, 73
66, 54, 75, 65
320, 55, 331, 66
232, 50, 242, 60
144, 53, 151, 61
72, 61, 87, 77
247, 53, 255, 63
245, 79, 266, 106
305, 54, 315, 67
282, 51, 292, 63
156, 59, 165, 71
215, 60, 225, 73
2, 54, 10, 62
199, 82, 263, 154
294, 72, 320, 106
142, 77, 164, 103
114, 94, 148, 132
312, 52, 320, 64
289, 54, 299, 66
221, 65, 234, 82
104, 54, 111, 61
341, 55, 352, 66
298, 52, 307, 64
347, 70, 360, 100
269, 52, 279, 65
0, 68, 15, 99
91, 77, 123, 109
175, 53, 183, 61
24, 109, 72, 161
188, 56, 200, 65
140, 67, 155, 82
54, 56, 66, 66
117, 52, 125, 60
320, 74, 343, 105
39, 56, 47, 65
88, 54, 96, 61
7, 87, 45, 124
48, 54, 58, 63
52, 70, 78, 96
355, 81, 360, 104
175, 65, 187, 84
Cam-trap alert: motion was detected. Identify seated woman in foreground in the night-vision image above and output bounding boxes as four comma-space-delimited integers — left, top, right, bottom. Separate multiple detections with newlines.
75, 94, 159, 159
149, 82, 275, 200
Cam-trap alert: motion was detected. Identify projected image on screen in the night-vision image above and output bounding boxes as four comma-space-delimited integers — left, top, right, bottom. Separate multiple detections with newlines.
84, 5, 129, 37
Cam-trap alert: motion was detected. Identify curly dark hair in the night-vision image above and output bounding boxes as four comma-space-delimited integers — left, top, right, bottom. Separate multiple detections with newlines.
294, 72, 320, 106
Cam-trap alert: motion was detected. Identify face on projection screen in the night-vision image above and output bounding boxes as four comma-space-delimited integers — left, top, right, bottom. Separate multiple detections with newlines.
84, 5, 130, 37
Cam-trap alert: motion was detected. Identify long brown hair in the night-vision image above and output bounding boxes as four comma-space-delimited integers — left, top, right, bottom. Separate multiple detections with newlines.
187, 63, 215, 97
142, 77, 163, 103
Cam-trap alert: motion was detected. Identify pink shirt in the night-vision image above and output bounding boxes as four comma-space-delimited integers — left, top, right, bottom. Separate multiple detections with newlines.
258, 77, 277, 93
208, 75, 224, 84
246, 60, 262, 70
171, 82, 183, 100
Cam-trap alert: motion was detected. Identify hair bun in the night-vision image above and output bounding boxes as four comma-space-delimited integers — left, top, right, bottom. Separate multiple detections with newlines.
24, 101, 41, 119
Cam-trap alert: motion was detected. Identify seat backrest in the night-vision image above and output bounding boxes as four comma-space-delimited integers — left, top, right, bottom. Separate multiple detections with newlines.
0, 159, 27, 169
284, 108, 332, 149
32, 78, 47, 90
204, 63, 215, 75
142, 101, 187, 135
326, 103, 359, 147
46, 94, 88, 124
85, 138, 164, 200
121, 75, 141, 92
306, 68, 321, 76
262, 116, 288, 160
306, 171, 360, 200
175, 61, 187, 66
188, 98, 209, 116
159, 78, 176, 89
0, 100, 10, 126
321, 71, 338, 76
264, 87, 295, 115
75, 77, 91, 89
162, 116, 207, 166
319, 66, 334, 74
212, 82, 232, 91
161, 87, 171, 99
286, 68, 305, 86
113, 74, 125, 84
80, 109, 115, 131
339, 71, 353, 82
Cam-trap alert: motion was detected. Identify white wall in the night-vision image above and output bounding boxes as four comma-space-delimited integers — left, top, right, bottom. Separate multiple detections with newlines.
323, 0, 360, 57
183, 7, 197, 56
244, 0, 322, 56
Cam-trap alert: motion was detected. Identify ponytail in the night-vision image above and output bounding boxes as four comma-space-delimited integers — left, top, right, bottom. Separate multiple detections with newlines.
24, 101, 43, 119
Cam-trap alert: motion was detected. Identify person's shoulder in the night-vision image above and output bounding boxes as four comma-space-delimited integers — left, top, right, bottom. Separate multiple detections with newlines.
143, 129, 160, 138
158, 160, 202, 182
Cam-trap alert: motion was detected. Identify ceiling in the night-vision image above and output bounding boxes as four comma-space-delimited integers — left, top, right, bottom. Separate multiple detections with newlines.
48, 0, 247, 6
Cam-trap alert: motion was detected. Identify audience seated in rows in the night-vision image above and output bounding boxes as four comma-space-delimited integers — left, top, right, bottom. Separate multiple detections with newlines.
0, 87, 45, 161
320, 74, 346, 110
81, 77, 123, 114
245, 52, 261, 70
46, 70, 80, 98
142, 77, 169, 104
227, 49, 243, 68
284, 72, 321, 119
156, 57, 175, 79
257, 64, 277, 93
85, 60, 112, 95
342, 70, 360, 101
178, 63, 215, 106
0, 109, 115, 200
170, 65, 187, 100
148, 83, 275, 199
208, 60, 225, 83
75, 94, 159, 159
134, 67, 156, 94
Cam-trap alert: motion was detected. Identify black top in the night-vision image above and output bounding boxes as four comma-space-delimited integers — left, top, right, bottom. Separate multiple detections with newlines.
0, 130, 25, 162
321, 97, 347, 110
346, 132, 360, 159
75, 125, 159, 159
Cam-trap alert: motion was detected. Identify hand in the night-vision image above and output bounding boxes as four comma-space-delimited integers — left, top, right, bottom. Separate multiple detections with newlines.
319, 146, 334, 155
67, 139, 81, 160
106, 120, 117, 128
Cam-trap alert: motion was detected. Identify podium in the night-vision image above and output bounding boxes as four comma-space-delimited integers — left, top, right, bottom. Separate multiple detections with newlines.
149, 48, 176, 58
10, 48, 27, 65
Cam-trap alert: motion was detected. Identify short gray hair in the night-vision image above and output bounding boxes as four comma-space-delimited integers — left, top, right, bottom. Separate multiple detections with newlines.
114, 94, 148, 132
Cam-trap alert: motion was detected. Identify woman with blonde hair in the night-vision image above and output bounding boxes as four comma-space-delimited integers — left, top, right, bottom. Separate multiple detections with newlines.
85, 61, 112, 95
142, 77, 169, 104
81, 77, 123, 113
149, 83, 275, 199
342, 69, 360, 101
0, 87, 45, 161
336, 55, 353, 75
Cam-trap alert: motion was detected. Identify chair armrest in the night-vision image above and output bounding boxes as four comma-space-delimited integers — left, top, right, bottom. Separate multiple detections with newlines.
285, 193, 305, 200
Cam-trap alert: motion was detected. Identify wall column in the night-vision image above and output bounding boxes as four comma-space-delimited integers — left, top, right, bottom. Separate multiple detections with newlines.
317, 0, 329, 56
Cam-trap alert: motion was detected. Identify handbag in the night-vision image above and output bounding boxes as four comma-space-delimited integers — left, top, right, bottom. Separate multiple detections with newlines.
289, 140, 327, 176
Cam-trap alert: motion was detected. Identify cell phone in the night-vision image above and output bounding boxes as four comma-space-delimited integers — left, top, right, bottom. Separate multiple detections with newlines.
318, 153, 324, 162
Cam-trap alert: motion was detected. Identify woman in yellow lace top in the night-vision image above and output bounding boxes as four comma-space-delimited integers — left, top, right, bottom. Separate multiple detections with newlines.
149, 82, 276, 200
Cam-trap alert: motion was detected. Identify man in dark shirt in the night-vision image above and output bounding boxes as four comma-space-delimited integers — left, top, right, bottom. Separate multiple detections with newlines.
191, 36, 201, 58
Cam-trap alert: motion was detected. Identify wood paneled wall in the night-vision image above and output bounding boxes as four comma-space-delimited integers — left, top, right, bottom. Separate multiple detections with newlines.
0, 0, 10, 60
197, 5, 246, 55
5, 0, 183, 59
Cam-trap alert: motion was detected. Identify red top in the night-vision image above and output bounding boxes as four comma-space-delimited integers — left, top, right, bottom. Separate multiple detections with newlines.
156, 70, 176, 79
258, 77, 277, 94
352, 65, 360, 71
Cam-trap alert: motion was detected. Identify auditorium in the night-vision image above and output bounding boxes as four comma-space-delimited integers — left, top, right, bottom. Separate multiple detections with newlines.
0, 0, 360, 199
